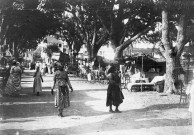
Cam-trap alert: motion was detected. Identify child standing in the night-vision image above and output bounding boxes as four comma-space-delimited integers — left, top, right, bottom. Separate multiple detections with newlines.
33, 66, 43, 96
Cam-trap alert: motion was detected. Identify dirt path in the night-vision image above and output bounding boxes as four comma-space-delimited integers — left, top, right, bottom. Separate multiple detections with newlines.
0, 69, 192, 135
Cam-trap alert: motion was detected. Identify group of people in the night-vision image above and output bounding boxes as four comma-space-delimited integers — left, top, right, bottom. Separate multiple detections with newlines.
2, 58, 125, 117
35, 61, 50, 75
33, 61, 74, 117
1, 57, 194, 134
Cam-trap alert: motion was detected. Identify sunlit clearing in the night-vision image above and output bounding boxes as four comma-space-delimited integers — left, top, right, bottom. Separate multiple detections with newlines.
77, 129, 162, 135
86, 91, 106, 99
103, 47, 115, 60
0, 114, 113, 131
85, 100, 107, 112
0, 101, 54, 106
84, 91, 107, 112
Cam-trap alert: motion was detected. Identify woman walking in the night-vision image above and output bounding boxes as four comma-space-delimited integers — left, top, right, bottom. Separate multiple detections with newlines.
4, 60, 22, 96
51, 62, 73, 117
106, 66, 124, 113
33, 66, 43, 96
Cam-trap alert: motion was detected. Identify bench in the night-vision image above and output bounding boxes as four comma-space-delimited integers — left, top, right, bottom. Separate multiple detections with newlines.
127, 82, 154, 92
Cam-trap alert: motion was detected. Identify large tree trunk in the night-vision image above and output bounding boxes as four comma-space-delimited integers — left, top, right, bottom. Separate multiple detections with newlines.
13, 41, 20, 60
86, 43, 92, 62
165, 56, 176, 93
161, 7, 187, 93
89, 32, 109, 62
161, 8, 174, 93
165, 56, 183, 93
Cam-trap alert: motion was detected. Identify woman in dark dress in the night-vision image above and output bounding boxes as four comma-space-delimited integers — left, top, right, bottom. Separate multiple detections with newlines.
106, 66, 124, 113
51, 62, 73, 117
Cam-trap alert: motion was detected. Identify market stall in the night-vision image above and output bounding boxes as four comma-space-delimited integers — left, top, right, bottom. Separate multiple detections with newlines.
124, 54, 166, 92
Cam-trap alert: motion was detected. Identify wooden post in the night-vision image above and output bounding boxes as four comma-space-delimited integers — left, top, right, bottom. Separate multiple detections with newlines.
186, 55, 190, 84
12, 42, 14, 56
141, 55, 143, 92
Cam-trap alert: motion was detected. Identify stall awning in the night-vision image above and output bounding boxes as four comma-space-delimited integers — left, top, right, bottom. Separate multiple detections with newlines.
124, 54, 166, 72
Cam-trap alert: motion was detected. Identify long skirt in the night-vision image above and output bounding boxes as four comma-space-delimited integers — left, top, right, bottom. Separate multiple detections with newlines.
33, 77, 42, 93
4, 74, 21, 96
106, 84, 124, 107
55, 86, 70, 110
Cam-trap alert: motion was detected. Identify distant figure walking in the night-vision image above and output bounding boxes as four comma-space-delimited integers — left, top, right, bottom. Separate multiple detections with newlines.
33, 66, 43, 96
106, 65, 124, 113
4, 60, 22, 96
50, 61, 54, 74
35, 61, 41, 70
0, 53, 7, 67
51, 62, 73, 117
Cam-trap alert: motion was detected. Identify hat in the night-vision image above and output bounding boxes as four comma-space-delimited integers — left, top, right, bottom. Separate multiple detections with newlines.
12, 60, 17, 65
55, 62, 63, 70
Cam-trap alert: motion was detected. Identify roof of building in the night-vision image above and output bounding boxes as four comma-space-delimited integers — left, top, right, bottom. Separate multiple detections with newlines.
46, 36, 63, 44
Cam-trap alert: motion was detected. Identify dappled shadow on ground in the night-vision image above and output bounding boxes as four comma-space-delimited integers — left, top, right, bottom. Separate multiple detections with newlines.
0, 71, 109, 120
0, 89, 109, 119
73, 89, 107, 92
142, 103, 189, 111
1, 102, 192, 135
21, 80, 33, 82
70, 79, 88, 81
0, 119, 35, 123
123, 103, 189, 113
0, 70, 192, 135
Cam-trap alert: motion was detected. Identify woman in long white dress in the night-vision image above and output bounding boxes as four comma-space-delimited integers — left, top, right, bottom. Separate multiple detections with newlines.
33, 66, 43, 96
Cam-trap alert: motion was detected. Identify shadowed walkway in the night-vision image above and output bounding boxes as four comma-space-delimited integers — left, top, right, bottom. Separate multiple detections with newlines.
0, 69, 192, 135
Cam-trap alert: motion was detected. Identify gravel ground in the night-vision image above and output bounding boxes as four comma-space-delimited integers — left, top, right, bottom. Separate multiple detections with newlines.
0, 69, 192, 135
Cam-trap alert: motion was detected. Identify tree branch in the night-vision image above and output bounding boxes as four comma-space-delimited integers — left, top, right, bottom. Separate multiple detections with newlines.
93, 33, 109, 57
115, 25, 153, 59
120, 25, 153, 50
176, 14, 187, 57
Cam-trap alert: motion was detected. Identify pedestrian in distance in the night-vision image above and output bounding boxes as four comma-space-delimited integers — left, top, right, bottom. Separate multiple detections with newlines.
50, 60, 54, 74
35, 61, 41, 70
106, 65, 124, 113
16, 62, 22, 79
51, 62, 73, 117
33, 66, 43, 96
42, 62, 46, 76
0, 52, 7, 67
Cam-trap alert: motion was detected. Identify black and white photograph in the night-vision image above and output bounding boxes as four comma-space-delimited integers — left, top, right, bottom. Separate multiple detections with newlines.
0, 0, 194, 135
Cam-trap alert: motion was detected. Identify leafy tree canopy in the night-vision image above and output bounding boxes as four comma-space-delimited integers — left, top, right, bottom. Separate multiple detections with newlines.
0, 0, 62, 58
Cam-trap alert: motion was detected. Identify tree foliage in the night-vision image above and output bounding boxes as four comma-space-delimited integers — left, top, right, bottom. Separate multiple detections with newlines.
44, 43, 60, 58
2, 0, 194, 93
38, 0, 109, 61
0, 0, 62, 59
